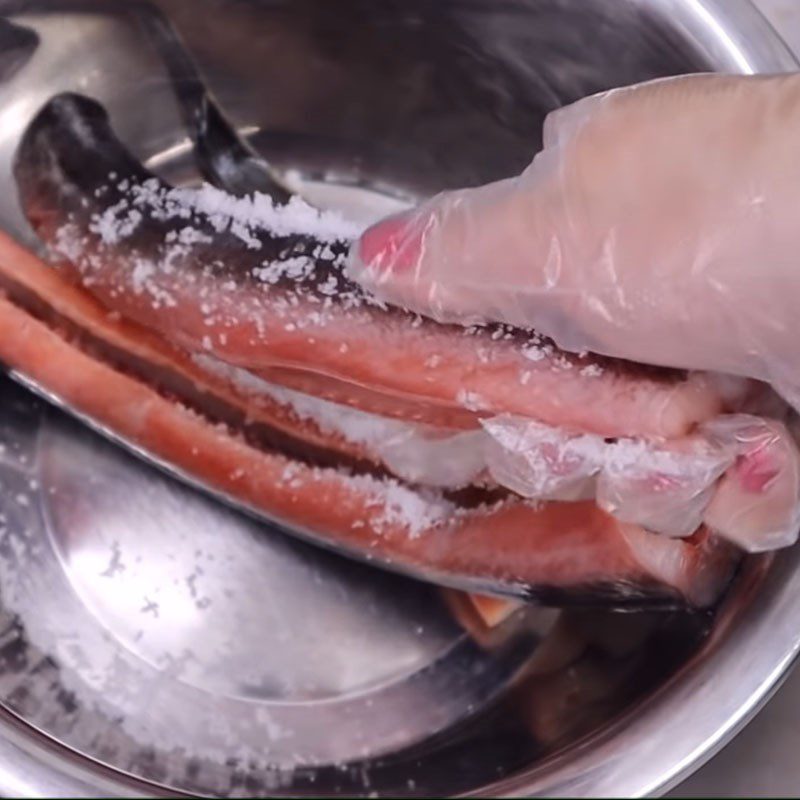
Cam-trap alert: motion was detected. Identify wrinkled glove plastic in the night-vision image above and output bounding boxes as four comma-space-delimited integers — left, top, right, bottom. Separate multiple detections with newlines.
347, 73, 800, 550
335, 400, 800, 552
482, 412, 800, 552
371, 400, 800, 553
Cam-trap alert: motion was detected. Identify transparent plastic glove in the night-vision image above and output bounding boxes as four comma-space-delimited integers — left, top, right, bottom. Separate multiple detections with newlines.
348, 73, 800, 408
703, 415, 800, 552
480, 412, 800, 551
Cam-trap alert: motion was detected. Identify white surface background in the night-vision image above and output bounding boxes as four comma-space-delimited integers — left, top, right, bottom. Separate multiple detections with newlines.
669, 1, 800, 796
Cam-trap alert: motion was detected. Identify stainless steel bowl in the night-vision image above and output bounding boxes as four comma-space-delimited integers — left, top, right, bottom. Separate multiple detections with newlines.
0, 1, 795, 796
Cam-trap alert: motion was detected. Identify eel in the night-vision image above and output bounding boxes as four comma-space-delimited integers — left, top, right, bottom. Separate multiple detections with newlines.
15, 92, 746, 441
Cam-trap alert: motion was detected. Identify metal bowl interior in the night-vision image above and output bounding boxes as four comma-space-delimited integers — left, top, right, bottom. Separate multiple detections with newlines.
0, 1, 795, 797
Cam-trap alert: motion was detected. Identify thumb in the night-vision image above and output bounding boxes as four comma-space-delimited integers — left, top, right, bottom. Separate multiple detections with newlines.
346, 147, 587, 340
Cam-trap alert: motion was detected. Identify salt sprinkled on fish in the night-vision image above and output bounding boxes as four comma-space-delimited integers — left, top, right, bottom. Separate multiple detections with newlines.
92, 178, 363, 246
346, 474, 455, 537
51, 170, 614, 380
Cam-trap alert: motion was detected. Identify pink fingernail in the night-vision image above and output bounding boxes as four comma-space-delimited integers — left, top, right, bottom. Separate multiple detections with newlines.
736, 447, 780, 493
358, 211, 423, 275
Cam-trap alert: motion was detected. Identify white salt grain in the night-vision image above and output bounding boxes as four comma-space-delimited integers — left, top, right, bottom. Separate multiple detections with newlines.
521, 344, 547, 362
456, 390, 488, 412
132, 179, 363, 242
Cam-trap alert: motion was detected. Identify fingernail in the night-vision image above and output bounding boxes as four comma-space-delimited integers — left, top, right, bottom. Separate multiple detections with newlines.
357, 211, 423, 275
736, 448, 780, 493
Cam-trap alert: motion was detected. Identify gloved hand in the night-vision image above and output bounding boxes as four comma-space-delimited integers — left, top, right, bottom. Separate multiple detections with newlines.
348, 73, 800, 409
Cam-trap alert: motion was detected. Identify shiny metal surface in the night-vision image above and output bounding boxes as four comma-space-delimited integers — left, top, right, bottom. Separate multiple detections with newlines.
0, 0, 794, 797
0, 381, 548, 779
